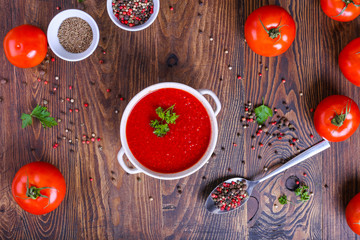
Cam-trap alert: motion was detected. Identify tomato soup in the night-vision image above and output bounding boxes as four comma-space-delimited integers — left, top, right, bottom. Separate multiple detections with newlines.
126, 88, 211, 173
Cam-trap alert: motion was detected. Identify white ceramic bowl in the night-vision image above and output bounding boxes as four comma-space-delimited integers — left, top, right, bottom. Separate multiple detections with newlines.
47, 9, 100, 62
107, 0, 160, 31
117, 82, 221, 180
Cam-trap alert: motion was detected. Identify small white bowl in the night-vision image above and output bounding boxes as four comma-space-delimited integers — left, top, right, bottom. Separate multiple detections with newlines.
117, 82, 222, 180
107, 0, 160, 31
47, 9, 100, 62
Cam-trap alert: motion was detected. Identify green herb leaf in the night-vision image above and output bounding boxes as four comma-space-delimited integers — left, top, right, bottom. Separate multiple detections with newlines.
278, 194, 288, 205
150, 104, 179, 137
21, 113, 33, 128
21, 105, 58, 129
254, 98, 273, 125
152, 124, 170, 137
295, 185, 311, 202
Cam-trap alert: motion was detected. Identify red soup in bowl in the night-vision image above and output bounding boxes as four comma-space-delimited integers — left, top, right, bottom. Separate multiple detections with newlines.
126, 88, 211, 173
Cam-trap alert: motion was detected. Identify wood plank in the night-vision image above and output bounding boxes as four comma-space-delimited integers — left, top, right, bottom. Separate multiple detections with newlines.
1, 0, 360, 239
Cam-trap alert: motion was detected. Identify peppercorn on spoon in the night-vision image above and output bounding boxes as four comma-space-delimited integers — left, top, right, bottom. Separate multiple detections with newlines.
205, 139, 330, 214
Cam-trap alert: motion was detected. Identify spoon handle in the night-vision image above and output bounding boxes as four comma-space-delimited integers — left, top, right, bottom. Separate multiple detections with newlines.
257, 139, 330, 183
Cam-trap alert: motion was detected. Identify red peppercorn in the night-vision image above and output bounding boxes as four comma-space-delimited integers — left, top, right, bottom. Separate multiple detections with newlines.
170, 6, 174, 10
251, 146, 255, 150
106, 89, 111, 92
310, 134, 314, 138
82, 140, 86, 144
69, 109, 73, 113
278, 136, 282, 140
103, 50, 106, 54
310, 108, 314, 112
51, 57, 55, 62
282, 79, 286, 83
249, 119, 253, 122
66, 98, 70, 101
274, 108, 277, 112
83, 135, 87, 138
86, 140, 90, 144
292, 138, 297, 143
84, 103, 89, 107
91, 137, 95, 142
75, 109, 79, 112
259, 143, 263, 147
56, 6, 61, 10
90, 177, 93, 182
237, 75, 242, 80
69, 85, 73, 90
37, 78, 41, 82
120, 97, 124, 101
296, 181, 300, 185
233, 143, 237, 147
44, 81, 48, 85
256, 132, 260, 136
53, 87, 57, 91
99, 60, 104, 64
303, 173, 307, 177
271, 121, 276, 125
259, 129, 263, 134
97, 137, 101, 142
259, 73, 262, 76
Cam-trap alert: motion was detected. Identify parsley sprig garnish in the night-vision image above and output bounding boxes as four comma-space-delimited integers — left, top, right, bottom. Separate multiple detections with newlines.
254, 98, 273, 125
278, 194, 295, 205
278, 194, 289, 205
150, 104, 179, 137
21, 105, 58, 129
295, 185, 310, 202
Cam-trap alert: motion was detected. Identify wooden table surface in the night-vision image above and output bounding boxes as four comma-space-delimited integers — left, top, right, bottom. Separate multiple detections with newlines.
1, 0, 360, 239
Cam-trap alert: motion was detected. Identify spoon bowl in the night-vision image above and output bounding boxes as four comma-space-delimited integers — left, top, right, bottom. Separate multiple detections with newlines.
205, 139, 330, 214
205, 178, 259, 214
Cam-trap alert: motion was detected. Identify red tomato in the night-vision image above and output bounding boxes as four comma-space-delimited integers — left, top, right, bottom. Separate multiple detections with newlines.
3, 25, 47, 68
12, 162, 66, 215
244, 5, 296, 57
346, 193, 360, 235
314, 95, 360, 142
321, 0, 360, 22
339, 38, 360, 86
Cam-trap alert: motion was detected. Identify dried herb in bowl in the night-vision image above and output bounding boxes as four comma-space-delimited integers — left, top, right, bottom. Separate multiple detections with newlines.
58, 17, 93, 53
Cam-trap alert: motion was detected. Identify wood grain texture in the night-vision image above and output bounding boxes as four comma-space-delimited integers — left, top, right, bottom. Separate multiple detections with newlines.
0, 0, 360, 239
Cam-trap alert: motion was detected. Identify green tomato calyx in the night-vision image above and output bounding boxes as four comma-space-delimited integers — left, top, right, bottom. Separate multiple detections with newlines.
259, 17, 287, 40
331, 101, 351, 127
16, 176, 57, 209
332, 0, 360, 18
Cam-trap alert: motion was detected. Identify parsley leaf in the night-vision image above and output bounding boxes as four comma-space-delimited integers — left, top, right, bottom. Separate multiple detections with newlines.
150, 104, 179, 137
254, 98, 273, 125
21, 114, 33, 128
278, 194, 288, 205
21, 105, 58, 129
295, 185, 311, 202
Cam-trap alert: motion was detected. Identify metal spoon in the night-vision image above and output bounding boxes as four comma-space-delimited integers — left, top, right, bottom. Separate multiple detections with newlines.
205, 139, 330, 214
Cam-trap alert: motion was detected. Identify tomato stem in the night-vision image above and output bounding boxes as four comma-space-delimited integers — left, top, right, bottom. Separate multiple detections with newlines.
331, 101, 351, 127
332, 0, 360, 17
258, 17, 287, 40
16, 175, 58, 209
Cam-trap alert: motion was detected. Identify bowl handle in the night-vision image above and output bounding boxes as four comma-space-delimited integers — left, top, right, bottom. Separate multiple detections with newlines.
117, 148, 141, 174
198, 89, 222, 116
